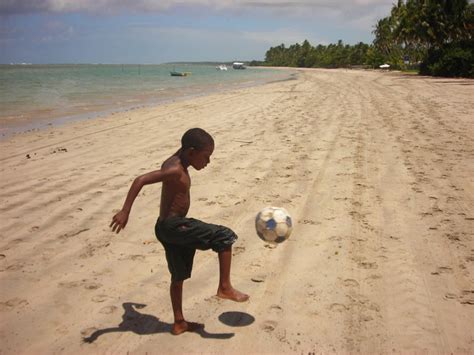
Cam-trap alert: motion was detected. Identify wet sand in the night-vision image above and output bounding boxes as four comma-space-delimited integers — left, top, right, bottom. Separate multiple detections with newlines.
0, 68, 473, 353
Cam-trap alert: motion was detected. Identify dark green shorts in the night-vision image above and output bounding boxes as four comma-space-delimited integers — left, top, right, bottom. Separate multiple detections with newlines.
155, 216, 238, 281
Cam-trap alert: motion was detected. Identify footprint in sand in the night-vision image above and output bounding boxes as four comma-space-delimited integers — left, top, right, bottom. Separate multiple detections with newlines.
84, 282, 102, 290
445, 290, 474, 305
92, 294, 112, 303
343, 279, 360, 287
79, 245, 96, 259
58, 279, 102, 290
81, 327, 98, 337
358, 261, 378, 270
329, 303, 349, 312
56, 325, 69, 335
232, 246, 245, 256
4, 262, 25, 271
444, 293, 457, 300
0, 298, 29, 311
58, 228, 90, 242
306, 284, 319, 298
444, 233, 461, 241
459, 290, 474, 305
118, 254, 145, 261
299, 219, 319, 225
431, 266, 453, 275
99, 305, 118, 314
261, 320, 277, 332
360, 314, 374, 322
269, 304, 283, 313
58, 280, 82, 288
365, 274, 382, 284
251, 274, 266, 283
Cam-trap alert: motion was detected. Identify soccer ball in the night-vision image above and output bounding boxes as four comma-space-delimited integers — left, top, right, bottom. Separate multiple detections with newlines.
255, 206, 292, 244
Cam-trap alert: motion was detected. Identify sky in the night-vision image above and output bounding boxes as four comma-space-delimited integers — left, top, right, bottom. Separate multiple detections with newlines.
0, 0, 394, 64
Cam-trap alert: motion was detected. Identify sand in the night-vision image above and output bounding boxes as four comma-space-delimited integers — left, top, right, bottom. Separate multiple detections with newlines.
0, 69, 473, 354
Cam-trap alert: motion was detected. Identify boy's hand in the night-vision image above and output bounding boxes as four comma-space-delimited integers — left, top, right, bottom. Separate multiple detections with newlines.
110, 210, 129, 234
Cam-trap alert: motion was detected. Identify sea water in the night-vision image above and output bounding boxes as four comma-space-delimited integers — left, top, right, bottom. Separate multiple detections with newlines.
0, 64, 295, 137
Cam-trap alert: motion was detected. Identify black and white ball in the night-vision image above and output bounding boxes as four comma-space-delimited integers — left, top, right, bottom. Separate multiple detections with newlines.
255, 206, 292, 244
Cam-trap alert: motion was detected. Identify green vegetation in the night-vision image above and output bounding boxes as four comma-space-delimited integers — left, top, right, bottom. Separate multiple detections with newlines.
261, 40, 371, 69
260, 1, 473, 77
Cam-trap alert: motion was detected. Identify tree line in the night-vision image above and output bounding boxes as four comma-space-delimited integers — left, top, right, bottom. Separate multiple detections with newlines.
254, 0, 473, 77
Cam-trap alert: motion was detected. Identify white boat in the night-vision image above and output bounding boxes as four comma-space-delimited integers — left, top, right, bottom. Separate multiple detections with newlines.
232, 62, 246, 69
216, 64, 228, 71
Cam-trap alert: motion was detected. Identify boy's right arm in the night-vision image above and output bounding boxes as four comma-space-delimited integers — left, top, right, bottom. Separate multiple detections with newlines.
110, 166, 180, 233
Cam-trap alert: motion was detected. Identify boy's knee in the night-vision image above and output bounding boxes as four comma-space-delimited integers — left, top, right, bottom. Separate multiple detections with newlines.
213, 227, 237, 251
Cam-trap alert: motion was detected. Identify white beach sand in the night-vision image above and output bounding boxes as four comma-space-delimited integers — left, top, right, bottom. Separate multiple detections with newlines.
0, 68, 473, 353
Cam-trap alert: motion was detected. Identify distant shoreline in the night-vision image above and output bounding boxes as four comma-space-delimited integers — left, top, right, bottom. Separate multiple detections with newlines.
0, 64, 296, 139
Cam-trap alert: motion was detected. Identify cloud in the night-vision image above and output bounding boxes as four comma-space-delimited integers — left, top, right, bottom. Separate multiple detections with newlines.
40, 20, 74, 42
240, 28, 328, 46
1, 0, 392, 19
129, 23, 324, 46
122, 23, 328, 61
128, 23, 319, 45
1, 0, 173, 14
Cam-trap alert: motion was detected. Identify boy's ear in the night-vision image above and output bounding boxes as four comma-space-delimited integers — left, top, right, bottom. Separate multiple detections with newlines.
183, 147, 195, 156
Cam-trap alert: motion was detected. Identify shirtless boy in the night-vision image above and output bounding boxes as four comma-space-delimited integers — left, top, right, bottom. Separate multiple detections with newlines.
110, 128, 249, 335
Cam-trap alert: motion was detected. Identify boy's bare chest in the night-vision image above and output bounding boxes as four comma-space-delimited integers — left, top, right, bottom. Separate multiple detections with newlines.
180, 172, 191, 190
170, 171, 191, 193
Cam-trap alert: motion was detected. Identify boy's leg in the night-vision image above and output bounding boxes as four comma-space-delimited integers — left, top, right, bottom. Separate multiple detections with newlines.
216, 246, 249, 302
170, 281, 204, 335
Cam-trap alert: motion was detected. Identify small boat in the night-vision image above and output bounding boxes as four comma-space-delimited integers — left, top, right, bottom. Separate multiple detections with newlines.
232, 62, 246, 69
170, 71, 191, 77
216, 64, 228, 71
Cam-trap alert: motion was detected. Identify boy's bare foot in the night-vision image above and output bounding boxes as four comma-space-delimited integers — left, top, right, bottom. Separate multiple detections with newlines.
217, 286, 249, 302
172, 320, 204, 335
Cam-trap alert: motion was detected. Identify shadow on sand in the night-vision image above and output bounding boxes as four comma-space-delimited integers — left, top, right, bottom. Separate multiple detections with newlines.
83, 302, 234, 343
218, 311, 255, 327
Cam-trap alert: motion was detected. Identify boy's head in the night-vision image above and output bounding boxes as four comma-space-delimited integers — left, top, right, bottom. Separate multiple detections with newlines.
181, 128, 214, 151
181, 128, 214, 170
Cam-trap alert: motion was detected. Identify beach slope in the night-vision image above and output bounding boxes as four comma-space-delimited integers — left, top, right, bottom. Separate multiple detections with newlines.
0, 69, 473, 353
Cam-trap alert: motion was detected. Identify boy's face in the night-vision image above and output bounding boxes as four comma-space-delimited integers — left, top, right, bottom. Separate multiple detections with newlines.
189, 143, 214, 170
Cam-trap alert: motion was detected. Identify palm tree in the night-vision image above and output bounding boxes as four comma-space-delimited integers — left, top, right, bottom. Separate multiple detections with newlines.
391, 0, 470, 49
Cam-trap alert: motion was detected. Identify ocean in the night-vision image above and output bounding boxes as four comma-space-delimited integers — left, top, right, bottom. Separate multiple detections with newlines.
0, 63, 296, 137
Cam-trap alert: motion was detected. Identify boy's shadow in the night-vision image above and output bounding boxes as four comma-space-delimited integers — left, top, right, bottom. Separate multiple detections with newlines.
83, 302, 234, 343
